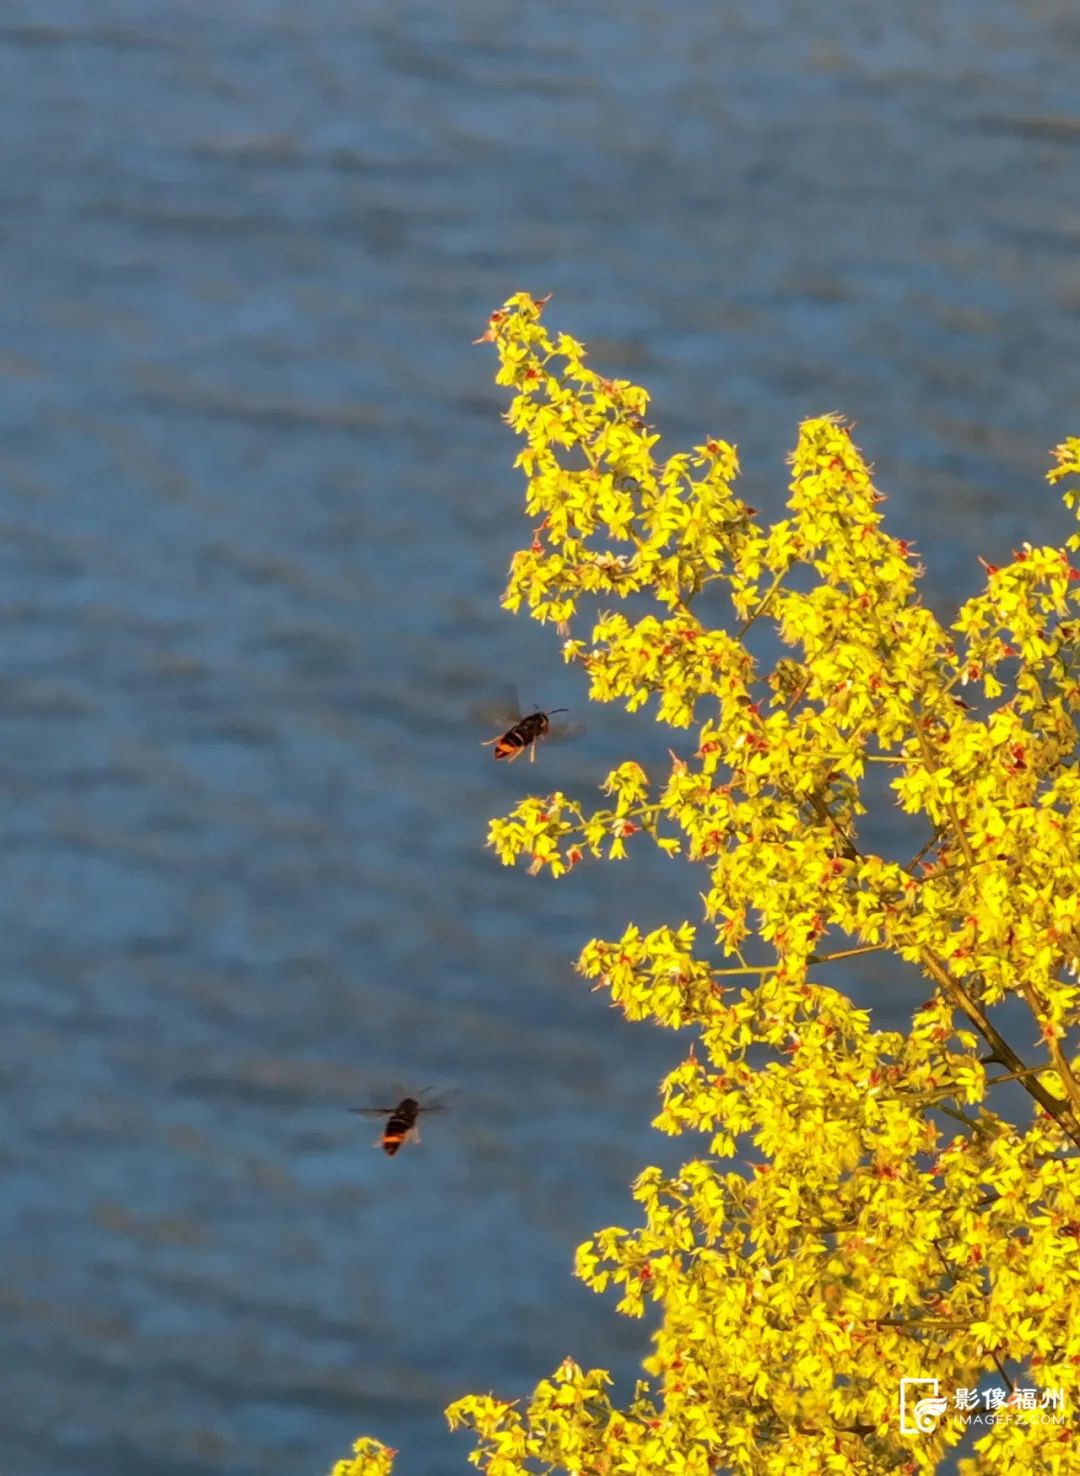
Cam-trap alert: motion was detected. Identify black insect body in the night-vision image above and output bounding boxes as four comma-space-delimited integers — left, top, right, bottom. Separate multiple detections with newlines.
349, 1096, 443, 1156
483, 707, 568, 763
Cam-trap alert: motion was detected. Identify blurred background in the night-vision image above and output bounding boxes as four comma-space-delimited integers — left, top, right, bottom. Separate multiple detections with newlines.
0, 2, 1078, 1472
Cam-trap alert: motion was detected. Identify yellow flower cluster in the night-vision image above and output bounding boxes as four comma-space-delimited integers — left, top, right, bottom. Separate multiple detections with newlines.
335, 294, 1080, 1475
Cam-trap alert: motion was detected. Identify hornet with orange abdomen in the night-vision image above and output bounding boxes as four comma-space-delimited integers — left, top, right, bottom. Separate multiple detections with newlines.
481, 701, 583, 763
349, 1095, 445, 1156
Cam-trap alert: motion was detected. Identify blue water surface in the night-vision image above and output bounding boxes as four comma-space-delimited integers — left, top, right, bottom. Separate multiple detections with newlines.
1, 2, 1078, 1472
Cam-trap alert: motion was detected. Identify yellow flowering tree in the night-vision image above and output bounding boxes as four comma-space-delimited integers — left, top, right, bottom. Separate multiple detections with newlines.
333, 294, 1080, 1475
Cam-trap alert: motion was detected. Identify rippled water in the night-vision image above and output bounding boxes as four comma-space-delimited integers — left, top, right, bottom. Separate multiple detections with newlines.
1, 3, 1079, 1473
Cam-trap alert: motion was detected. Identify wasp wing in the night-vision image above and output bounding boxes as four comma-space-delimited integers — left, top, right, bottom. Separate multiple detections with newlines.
545, 720, 586, 744
474, 703, 522, 729
349, 1106, 395, 1117
470, 684, 522, 731
425, 1085, 461, 1112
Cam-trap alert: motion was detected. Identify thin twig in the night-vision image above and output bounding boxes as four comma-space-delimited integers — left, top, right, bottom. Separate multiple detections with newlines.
736, 569, 786, 639
903, 825, 946, 875
1018, 981, 1080, 1124
919, 948, 1080, 1148
912, 711, 976, 870
808, 944, 886, 965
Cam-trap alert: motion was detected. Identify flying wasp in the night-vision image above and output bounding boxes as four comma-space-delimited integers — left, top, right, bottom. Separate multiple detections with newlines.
479, 695, 584, 764
349, 1094, 445, 1156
